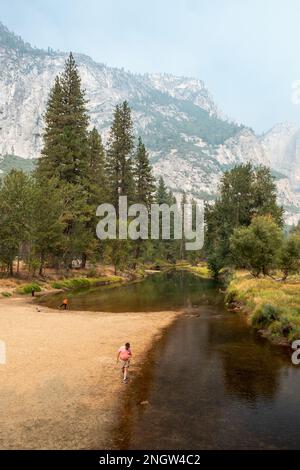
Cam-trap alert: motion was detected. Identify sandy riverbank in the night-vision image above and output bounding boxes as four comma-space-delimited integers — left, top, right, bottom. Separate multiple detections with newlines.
0, 297, 179, 449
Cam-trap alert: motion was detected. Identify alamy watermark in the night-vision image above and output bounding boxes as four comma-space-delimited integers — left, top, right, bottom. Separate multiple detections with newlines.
96, 196, 204, 251
291, 340, 300, 365
0, 340, 6, 365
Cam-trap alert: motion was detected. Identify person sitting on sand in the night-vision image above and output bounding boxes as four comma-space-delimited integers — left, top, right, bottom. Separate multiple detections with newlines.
117, 342, 132, 383
59, 298, 68, 310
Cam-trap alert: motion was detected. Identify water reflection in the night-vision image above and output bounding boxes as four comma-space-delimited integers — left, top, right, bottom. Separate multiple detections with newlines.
109, 273, 300, 450
40, 270, 224, 312
206, 315, 284, 403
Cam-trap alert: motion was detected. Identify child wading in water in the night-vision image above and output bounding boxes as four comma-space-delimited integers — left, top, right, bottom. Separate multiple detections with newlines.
59, 298, 68, 310
117, 342, 132, 383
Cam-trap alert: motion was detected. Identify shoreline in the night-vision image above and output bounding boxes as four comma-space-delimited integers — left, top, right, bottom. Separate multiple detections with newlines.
0, 296, 181, 449
225, 270, 300, 349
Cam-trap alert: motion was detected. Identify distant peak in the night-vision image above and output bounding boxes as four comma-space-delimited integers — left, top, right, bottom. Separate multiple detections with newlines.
0, 20, 45, 55
263, 122, 299, 137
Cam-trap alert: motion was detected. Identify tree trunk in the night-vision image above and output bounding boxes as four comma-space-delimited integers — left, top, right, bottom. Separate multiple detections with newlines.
81, 253, 87, 269
9, 262, 13, 277
133, 243, 141, 269
39, 253, 45, 276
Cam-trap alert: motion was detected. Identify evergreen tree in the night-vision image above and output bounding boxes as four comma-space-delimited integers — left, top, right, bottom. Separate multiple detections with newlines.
88, 127, 106, 190
36, 53, 91, 268
37, 53, 89, 185
186, 198, 203, 265
36, 77, 64, 179
154, 177, 178, 262
106, 101, 135, 210
81, 127, 106, 268
156, 176, 169, 205
134, 137, 156, 206
132, 137, 156, 264
179, 192, 187, 260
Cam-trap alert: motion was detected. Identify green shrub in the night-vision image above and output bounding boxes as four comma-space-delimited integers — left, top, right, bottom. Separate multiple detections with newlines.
86, 267, 98, 277
51, 282, 63, 289
278, 316, 294, 337
225, 288, 238, 304
51, 276, 123, 290
252, 304, 281, 328
220, 268, 234, 287
17, 283, 41, 295
269, 320, 282, 337
51, 278, 90, 289
1, 291, 12, 297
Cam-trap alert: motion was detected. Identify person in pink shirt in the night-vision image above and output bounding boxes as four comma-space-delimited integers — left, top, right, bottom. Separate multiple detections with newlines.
117, 342, 132, 383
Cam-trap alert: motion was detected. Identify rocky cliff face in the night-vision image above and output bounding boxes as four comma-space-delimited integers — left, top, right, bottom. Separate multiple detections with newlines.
0, 21, 299, 223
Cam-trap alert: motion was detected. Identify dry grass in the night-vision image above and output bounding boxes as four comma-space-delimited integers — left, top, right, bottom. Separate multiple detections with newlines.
0, 264, 127, 297
226, 270, 300, 343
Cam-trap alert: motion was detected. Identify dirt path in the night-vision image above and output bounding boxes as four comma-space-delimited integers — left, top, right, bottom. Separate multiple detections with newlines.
0, 297, 179, 449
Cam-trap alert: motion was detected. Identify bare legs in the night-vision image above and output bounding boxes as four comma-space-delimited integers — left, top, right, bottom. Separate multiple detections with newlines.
122, 365, 129, 382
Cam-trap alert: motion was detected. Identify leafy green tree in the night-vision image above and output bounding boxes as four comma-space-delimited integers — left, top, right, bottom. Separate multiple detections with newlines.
253, 166, 284, 225
58, 182, 90, 269
205, 163, 283, 278
31, 178, 65, 275
0, 170, 33, 275
280, 232, 300, 280
230, 216, 283, 277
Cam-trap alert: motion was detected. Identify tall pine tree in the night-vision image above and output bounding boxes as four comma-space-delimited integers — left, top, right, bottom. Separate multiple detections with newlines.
106, 101, 135, 210
134, 137, 156, 206
36, 53, 91, 268
37, 52, 89, 185
81, 127, 107, 268
132, 137, 156, 264
155, 177, 178, 262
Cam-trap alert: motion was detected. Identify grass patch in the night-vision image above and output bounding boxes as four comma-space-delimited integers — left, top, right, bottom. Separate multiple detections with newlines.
17, 282, 42, 295
51, 276, 123, 290
226, 271, 300, 344
1, 291, 12, 297
178, 263, 211, 279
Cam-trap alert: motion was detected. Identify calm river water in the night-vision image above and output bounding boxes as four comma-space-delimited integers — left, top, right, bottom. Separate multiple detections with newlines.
42, 270, 300, 449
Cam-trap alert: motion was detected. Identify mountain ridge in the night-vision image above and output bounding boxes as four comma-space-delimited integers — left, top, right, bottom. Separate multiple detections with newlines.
0, 21, 300, 224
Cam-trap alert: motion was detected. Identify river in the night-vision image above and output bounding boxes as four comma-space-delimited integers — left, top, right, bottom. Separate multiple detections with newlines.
42, 270, 300, 449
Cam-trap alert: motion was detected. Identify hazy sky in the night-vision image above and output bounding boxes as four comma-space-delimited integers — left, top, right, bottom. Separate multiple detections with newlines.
1, 0, 300, 133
